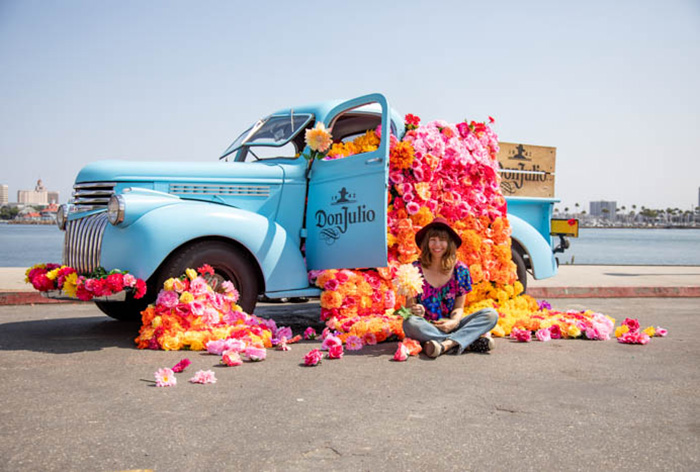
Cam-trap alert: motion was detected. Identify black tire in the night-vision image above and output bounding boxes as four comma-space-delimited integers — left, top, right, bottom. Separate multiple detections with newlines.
157, 240, 261, 314
512, 247, 528, 293
95, 295, 151, 322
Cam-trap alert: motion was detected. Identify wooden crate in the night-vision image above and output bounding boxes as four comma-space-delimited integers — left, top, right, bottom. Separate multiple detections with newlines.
497, 142, 556, 198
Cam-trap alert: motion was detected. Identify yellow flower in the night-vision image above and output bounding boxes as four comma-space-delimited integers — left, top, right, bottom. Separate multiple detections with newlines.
185, 268, 198, 281
183, 331, 206, 351
46, 268, 60, 280
179, 291, 194, 304
643, 326, 655, 337
163, 278, 177, 291
152, 316, 162, 328
567, 325, 581, 338
305, 122, 332, 153
62, 272, 79, 297
161, 333, 184, 351
615, 325, 629, 338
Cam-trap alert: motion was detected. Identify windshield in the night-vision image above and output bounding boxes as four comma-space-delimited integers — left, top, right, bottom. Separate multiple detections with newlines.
220, 113, 313, 159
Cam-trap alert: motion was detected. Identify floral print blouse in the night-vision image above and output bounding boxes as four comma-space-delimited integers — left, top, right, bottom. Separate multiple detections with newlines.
414, 261, 472, 321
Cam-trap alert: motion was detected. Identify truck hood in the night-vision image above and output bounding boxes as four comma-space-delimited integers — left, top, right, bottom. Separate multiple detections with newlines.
75, 159, 286, 184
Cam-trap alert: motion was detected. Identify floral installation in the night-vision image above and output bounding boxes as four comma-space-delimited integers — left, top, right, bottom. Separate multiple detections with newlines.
25, 263, 147, 301
134, 266, 293, 355
309, 114, 624, 346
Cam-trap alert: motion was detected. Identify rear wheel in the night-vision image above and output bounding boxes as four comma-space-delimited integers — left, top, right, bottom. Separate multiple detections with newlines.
512, 247, 528, 293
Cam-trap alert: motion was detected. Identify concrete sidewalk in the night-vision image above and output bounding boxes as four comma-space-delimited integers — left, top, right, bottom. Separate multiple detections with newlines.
2, 265, 700, 305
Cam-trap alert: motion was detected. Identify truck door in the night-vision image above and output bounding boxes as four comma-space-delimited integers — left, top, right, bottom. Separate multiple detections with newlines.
305, 93, 390, 270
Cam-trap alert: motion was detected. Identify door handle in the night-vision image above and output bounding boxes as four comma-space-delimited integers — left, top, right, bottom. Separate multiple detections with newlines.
365, 157, 382, 165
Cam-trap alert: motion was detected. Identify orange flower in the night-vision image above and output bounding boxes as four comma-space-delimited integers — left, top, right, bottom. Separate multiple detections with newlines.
390, 141, 415, 170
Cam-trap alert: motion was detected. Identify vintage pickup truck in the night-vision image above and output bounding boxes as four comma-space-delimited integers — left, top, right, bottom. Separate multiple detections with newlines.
52, 93, 574, 320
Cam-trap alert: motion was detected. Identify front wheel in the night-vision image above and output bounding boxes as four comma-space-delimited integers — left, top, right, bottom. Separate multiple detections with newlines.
157, 240, 261, 314
95, 293, 152, 322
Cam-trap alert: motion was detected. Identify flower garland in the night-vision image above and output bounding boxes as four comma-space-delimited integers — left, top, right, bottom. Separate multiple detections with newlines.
25, 263, 147, 301
134, 265, 294, 352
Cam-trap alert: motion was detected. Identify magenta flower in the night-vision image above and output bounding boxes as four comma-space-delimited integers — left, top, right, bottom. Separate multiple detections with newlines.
655, 327, 668, 337
510, 328, 532, 342
303, 327, 317, 340
622, 317, 640, 332
189, 370, 217, 384
328, 344, 344, 360
345, 335, 364, 351
156, 289, 179, 309
154, 367, 177, 387
171, 358, 191, 373
618, 331, 651, 345
321, 335, 342, 351
548, 324, 562, 339
304, 348, 323, 366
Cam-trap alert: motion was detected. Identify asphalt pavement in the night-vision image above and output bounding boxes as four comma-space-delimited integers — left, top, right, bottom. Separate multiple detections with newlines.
0, 298, 698, 471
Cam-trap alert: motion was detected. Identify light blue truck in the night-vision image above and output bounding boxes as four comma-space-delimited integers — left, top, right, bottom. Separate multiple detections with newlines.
52, 93, 573, 320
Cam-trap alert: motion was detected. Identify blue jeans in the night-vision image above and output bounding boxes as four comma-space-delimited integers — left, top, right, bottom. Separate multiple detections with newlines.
402, 308, 499, 355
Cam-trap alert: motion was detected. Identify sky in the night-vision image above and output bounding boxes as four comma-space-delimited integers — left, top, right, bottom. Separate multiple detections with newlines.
1, 0, 699, 212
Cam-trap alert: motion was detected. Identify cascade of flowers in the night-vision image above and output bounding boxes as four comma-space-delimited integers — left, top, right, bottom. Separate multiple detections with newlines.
135, 265, 294, 352
310, 113, 628, 343
25, 263, 147, 301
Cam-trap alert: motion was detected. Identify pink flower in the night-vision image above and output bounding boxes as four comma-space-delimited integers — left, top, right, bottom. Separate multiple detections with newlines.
206, 339, 227, 355
405, 201, 420, 215
535, 328, 551, 342
277, 338, 291, 351
220, 280, 240, 302
221, 350, 243, 366
321, 335, 342, 351
244, 346, 267, 361
618, 331, 651, 345
324, 279, 340, 291
154, 367, 177, 387
189, 277, 209, 296
363, 333, 378, 345
655, 327, 668, 337
622, 318, 640, 332
393, 343, 409, 362
510, 328, 532, 342
189, 370, 217, 384
200, 307, 219, 324
345, 335, 364, 351
156, 289, 179, 309
328, 344, 344, 359
274, 327, 293, 343
548, 324, 562, 339
171, 358, 191, 373
223, 338, 246, 353
123, 273, 137, 287
303, 327, 317, 340
304, 349, 323, 366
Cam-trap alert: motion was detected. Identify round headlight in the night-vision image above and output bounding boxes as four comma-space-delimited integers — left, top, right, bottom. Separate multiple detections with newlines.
107, 195, 125, 225
56, 204, 68, 230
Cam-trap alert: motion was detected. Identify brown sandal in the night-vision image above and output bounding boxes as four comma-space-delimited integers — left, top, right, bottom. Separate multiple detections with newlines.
424, 340, 444, 358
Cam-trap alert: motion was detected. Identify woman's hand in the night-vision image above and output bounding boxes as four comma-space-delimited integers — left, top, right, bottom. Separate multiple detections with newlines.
433, 318, 458, 333
409, 304, 426, 318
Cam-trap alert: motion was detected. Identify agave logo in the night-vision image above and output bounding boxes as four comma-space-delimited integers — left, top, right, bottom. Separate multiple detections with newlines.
315, 187, 376, 245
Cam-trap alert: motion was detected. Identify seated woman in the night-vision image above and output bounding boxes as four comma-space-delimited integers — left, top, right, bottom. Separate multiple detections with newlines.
404, 218, 499, 358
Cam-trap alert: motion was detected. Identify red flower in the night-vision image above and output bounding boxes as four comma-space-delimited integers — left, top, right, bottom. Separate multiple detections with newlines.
171, 358, 191, 373
106, 273, 125, 292
405, 113, 421, 130
197, 264, 215, 276
134, 279, 147, 299
488, 116, 495, 124
567, 218, 576, 226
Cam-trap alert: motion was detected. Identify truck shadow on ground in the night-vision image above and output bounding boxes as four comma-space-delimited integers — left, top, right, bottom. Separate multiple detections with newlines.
0, 316, 140, 354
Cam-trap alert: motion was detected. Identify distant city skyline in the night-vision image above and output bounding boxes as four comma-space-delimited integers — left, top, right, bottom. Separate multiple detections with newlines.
1, 1, 698, 212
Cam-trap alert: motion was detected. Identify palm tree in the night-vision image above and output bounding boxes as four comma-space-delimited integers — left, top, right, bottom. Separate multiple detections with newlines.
575, 202, 580, 216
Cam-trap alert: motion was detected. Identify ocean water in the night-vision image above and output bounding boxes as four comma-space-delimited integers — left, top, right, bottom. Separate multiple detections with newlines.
1, 224, 699, 268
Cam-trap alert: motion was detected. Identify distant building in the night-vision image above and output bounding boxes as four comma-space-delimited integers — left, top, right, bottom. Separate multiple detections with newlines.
17, 179, 60, 206
590, 200, 617, 219
0, 184, 7, 204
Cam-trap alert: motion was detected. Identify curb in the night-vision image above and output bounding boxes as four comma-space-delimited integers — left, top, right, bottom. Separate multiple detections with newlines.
527, 286, 700, 299
0, 292, 75, 306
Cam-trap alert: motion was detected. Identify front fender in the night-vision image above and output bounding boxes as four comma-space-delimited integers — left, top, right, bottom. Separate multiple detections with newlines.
508, 213, 557, 280
100, 197, 308, 292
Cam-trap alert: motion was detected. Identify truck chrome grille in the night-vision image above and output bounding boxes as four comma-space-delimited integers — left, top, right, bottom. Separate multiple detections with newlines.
71, 182, 116, 211
63, 212, 108, 273
169, 183, 270, 197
